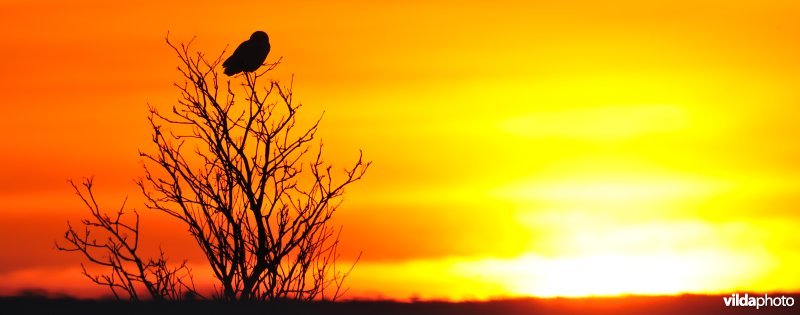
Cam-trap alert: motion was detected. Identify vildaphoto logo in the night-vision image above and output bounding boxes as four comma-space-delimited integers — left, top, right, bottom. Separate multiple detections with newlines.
723, 293, 795, 309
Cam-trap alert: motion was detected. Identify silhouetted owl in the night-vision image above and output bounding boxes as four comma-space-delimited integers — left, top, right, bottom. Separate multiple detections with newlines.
223, 31, 271, 76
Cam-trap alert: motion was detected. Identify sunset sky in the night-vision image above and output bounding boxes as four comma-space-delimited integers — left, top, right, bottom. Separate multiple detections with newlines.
2, 0, 800, 300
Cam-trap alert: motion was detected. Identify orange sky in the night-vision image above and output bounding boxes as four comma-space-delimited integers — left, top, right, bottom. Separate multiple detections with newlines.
2, 0, 800, 300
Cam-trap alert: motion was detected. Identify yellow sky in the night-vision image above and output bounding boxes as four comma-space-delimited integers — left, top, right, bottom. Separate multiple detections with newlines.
1, 0, 800, 300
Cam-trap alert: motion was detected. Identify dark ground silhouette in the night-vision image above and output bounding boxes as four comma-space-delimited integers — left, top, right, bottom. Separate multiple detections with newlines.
1, 294, 798, 315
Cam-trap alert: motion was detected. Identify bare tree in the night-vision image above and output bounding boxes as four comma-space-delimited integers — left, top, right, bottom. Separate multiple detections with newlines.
59, 35, 368, 302
57, 178, 197, 301
133, 36, 369, 301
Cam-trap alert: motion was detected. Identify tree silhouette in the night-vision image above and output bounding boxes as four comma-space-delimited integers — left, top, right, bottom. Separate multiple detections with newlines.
56, 178, 198, 301
59, 35, 369, 302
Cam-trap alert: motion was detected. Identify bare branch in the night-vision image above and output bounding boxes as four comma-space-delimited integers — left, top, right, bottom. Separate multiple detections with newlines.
57, 177, 198, 301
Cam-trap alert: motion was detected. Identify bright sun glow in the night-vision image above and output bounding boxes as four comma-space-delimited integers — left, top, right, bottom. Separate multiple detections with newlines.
455, 251, 771, 297
477, 168, 784, 297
